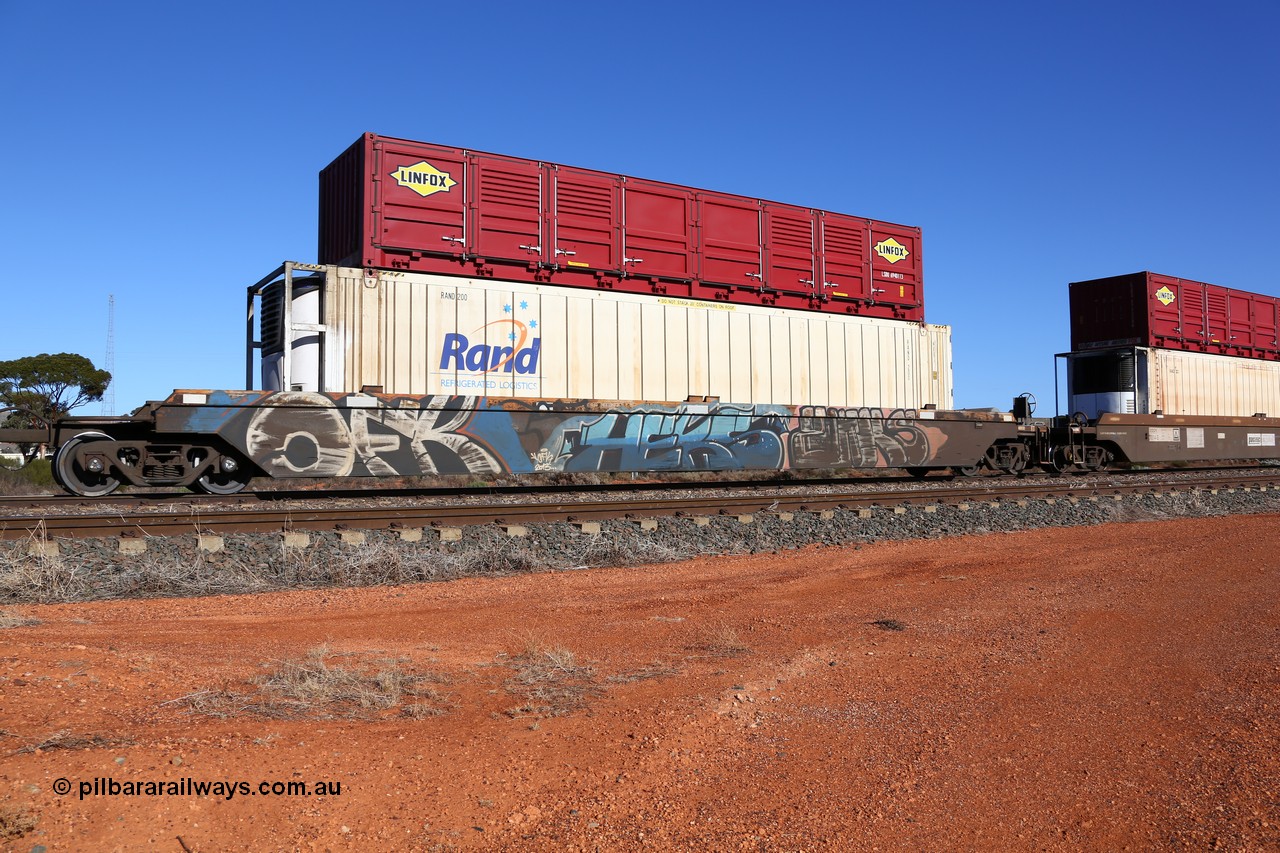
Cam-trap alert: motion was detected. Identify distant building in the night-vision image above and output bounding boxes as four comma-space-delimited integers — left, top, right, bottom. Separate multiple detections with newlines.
0, 442, 24, 469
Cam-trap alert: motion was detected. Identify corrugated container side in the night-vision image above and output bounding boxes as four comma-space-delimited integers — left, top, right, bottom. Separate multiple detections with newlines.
318, 134, 924, 322
307, 266, 949, 410
1071, 272, 1280, 361
317, 138, 366, 268
1149, 348, 1280, 417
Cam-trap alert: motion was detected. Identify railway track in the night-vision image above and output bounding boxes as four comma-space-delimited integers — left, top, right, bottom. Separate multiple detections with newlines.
3, 468, 1280, 541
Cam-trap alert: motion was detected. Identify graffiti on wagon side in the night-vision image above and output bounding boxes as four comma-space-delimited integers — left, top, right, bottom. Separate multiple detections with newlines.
542, 403, 790, 473
190, 393, 949, 479
788, 406, 932, 468
242, 392, 507, 477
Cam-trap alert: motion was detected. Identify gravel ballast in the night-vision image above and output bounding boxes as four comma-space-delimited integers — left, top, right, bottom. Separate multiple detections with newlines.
4, 486, 1280, 604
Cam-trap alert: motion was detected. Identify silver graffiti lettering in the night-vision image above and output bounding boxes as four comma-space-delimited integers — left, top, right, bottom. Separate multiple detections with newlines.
789, 407, 930, 468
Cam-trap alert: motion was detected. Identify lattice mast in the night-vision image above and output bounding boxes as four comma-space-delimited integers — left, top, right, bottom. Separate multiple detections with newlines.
102, 294, 115, 416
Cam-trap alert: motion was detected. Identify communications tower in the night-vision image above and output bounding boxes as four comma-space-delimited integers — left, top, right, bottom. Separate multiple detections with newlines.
103, 294, 115, 416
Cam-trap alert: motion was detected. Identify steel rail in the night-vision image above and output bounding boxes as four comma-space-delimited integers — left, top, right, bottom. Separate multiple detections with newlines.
3, 469, 1280, 541
1, 463, 1275, 512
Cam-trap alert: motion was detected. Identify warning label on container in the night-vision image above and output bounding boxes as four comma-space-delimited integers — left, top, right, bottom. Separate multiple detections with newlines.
1247, 433, 1276, 447
657, 297, 736, 312
1148, 427, 1180, 442
1154, 286, 1176, 306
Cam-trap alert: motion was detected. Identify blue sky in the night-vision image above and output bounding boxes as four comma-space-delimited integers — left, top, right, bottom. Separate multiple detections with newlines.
2, 1, 1276, 414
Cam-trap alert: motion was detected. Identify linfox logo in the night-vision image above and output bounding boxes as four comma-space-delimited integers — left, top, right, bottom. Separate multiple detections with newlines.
1154, 286, 1176, 306
439, 321, 541, 374
874, 237, 910, 264
391, 160, 457, 198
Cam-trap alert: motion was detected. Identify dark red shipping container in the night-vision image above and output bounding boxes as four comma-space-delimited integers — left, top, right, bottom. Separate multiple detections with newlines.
1070, 272, 1280, 360
318, 134, 924, 321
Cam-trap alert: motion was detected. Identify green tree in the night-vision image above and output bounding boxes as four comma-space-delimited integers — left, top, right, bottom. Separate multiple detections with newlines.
0, 354, 112, 458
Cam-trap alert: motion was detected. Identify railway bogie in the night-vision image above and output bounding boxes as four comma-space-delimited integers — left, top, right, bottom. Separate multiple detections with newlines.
46, 423, 258, 497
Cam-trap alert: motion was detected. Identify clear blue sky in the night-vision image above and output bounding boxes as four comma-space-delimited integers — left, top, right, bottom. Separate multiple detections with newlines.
2, 1, 1276, 415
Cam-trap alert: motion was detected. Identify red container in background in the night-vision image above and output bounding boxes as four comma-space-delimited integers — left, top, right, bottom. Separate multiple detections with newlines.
318, 133, 924, 321
1070, 272, 1280, 360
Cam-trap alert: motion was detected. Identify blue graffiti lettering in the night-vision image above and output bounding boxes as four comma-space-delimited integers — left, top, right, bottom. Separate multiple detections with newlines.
553, 404, 787, 472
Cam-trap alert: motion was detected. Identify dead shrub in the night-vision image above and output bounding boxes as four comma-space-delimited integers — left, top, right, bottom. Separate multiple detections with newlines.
10, 730, 132, 755
566, 532, 683, 569
0, 609, 39, 629
0, 806, 37, 841
502, 643, 601, 718
607, 660, 683, 683
687, 623, 751, 658
176, 646, 449, 720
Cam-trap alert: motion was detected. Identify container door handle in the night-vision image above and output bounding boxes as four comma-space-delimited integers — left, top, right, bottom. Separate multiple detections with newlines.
745, 272, 763, 281
624, 257, 644, 264
519, 244, 541, 253
441, 236, 464, 244
554, 248, 576, 256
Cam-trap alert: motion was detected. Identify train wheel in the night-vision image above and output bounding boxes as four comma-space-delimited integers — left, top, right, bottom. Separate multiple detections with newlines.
1046, 447, 1073, 475
189, 450, 251, 495
905, 467, 931, 479
1083, 448, 1113, 472
195, 470, 251, 495
54, 432, 120, 497
956, 463, 983, 477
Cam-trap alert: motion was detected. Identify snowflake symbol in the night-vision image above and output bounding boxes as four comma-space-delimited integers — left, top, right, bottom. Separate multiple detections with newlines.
503, 304, 512, 314
508, 332, 517, 341
519, 300, 529, 310
529, 320, 538, 329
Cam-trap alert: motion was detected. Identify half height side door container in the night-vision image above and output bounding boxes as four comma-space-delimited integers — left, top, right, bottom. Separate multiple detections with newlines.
318, 133, 925, 322
1069, 272, 1280, 361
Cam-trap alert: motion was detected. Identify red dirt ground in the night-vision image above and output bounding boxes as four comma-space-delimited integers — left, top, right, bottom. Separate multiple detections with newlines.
2, 515, 1279, 851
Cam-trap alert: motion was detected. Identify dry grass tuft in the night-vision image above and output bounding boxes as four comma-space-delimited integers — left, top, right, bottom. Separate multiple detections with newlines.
502, 643, 601, 718
10, 730, 132, 755
687, 623, 752, 658
607, 660, 683, 684
0, 805, 37, 840
870, 618, 907, 632
691, 625, 747, 655
0, 609, 39, 629
177, 646, 449, 720
568, 533, 682, 569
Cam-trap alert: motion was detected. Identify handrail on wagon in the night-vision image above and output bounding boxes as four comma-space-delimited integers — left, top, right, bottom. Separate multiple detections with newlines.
245, 261, 328, 391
